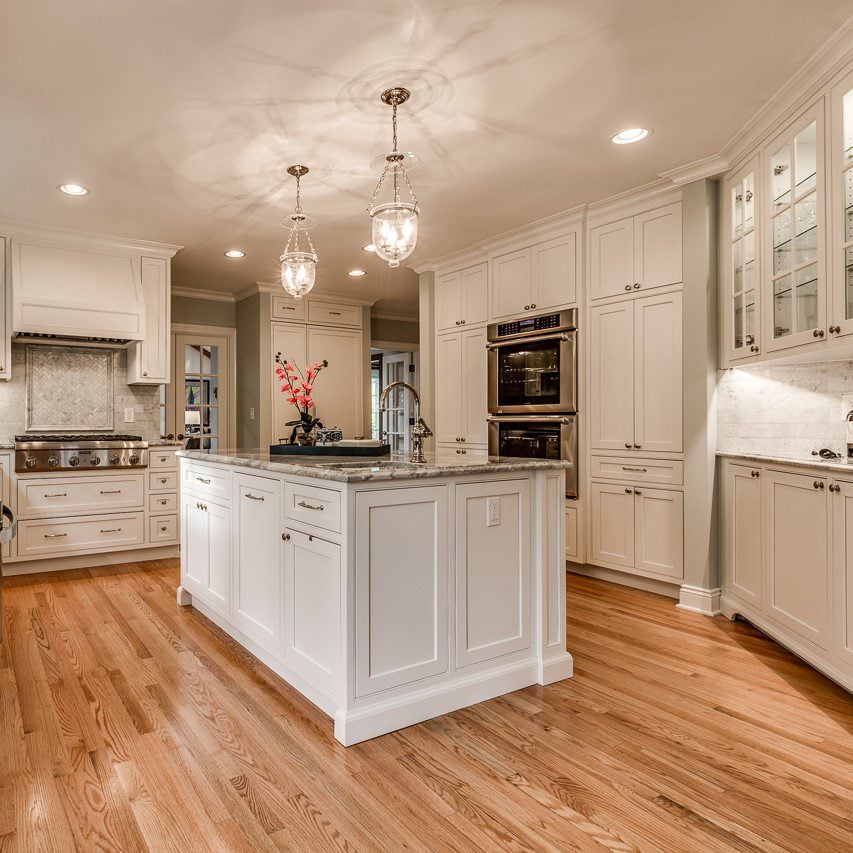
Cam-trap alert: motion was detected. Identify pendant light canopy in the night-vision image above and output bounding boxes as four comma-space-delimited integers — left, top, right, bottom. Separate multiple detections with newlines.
367, 87, 420, 268
279, 165, 317, 299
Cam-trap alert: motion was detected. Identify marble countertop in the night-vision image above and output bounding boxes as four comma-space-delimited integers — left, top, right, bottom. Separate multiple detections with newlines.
717, 450, 853, 473
178, 448, 571, 483
148, 441, 184, 447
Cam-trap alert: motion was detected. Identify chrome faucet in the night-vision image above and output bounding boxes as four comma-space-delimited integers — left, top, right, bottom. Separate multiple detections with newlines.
379, 380, 433, 464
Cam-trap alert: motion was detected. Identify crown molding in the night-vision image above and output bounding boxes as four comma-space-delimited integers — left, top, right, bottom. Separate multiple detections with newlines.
371, 311, 419, 323
171, 286, 236, 303
239, 281, 376, 307
585, 179, 681, 224
659, 154, 730, 186
0, 217, 182, 257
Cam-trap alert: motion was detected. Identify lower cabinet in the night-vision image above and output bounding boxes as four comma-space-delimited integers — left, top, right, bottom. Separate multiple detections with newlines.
181, 492, 230, 617
565, 501, 582, 563
232, 473, 283, 653
589, 481, 683, 581
833, 481, 853, 669
721, 463, 763, 609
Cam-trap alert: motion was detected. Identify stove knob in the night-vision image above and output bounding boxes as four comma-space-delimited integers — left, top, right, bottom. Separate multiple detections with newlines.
90, 457, 101, 466
110, 454, 120, 465
129, 454, 140, 465
68, 456, 80, 467
25, 457, 37, 469
48, 456, 60, 468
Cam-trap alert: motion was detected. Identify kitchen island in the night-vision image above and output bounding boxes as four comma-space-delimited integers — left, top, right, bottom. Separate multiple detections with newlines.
177, 449, 572, 745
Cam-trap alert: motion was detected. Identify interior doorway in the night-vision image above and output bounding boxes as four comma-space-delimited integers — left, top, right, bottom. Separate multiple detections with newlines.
372, 347, 419, 454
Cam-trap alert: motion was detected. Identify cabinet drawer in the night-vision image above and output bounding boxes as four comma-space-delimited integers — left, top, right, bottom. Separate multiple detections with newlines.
272, 295, 307, 321
17, 474, 144, 519
590, 456, 683, 486
307, 301, 361, 328
149, 492, 178, 512
285, 481, 341, 532
149, 451, 178, 470
182, 464, 230, 501
150, 514, 178, 543
150, 471, 178, 492
18, 512, 144, 557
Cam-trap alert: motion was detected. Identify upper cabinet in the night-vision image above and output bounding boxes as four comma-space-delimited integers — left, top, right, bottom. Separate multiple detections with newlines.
489, 225, 581, 321
436, 262, 487, 331
829, 71, 853, 339
127, 256, 170, 384
589, 203, 682, 302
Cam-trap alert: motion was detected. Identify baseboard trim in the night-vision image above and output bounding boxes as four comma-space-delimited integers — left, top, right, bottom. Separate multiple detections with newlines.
3, 545, 180, 576
569, 563, 680, 599
677, 584, 722, 616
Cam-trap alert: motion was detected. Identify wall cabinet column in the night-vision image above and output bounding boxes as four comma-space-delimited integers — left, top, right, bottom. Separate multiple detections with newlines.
307, 326, 362, 439
589, 301, 634, 450
271, 322, 307, 444
127, 256, 170, 384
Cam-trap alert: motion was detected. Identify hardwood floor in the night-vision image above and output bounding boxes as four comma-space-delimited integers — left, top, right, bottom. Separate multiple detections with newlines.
1, 561, 851, 852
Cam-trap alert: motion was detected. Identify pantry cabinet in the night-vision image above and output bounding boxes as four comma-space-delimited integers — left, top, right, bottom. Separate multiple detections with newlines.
435, 326, 488, 447
127, 256, 170, 384
436, 263, 487, 331
590, 291, 682, 453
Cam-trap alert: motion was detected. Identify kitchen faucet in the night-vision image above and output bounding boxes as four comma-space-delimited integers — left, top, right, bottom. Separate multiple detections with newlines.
378, 381, 433, 464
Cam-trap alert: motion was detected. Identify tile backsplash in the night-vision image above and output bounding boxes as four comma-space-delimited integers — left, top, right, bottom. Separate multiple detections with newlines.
717, 361, 853, 458
0, 344, 161, 444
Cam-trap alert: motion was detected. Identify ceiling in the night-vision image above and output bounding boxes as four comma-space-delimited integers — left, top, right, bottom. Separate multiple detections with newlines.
0, 1, 849, 316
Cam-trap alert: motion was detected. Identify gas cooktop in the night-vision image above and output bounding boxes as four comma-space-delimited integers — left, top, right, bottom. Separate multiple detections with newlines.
14, 434, 149, 472
15, 434, 144, 442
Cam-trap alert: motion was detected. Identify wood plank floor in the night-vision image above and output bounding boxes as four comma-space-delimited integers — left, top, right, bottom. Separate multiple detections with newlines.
1, 560, 851, 852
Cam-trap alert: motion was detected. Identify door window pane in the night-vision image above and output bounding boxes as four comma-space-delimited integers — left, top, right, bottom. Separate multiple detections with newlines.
732, 239, 743, 293
772, 209, 791, 275
772, 146, 791, 209
743, 174, 755, 231
733, 294, 744, 349
846, 246, 853, 319
796, 264, 818, 331
794, 194, 818, 266
794, 122, 817, 197
732, 185, 743, 238
745, 291, 756, 343
845, 167, 853, 242
744, 233, 756, 291
844, 87, 853, 166
774, 274, 792, 338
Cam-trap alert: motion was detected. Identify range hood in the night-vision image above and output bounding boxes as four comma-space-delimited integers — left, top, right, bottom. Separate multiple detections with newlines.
11, 238, 146, 344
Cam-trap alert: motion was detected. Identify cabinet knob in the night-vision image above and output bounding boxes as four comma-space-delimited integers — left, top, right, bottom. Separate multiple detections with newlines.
143, 371, 148, 376
530, 303, 536, 309
455, 321, 460, 325
813, 329, 825, 338
751, 469, 760, 477
625, 442, 632, 449
624, 285, 632, 291
282, 532, 290, 541
625, 488, 632, 494
750, 345, 759, 353
461, 320, 466, 325
633, 444, 641, 449
813, 480, 824, 490
829, 483, 840, 493
634, 489, 642, 495
633, 283, 641, 290
524, 304, 530, 310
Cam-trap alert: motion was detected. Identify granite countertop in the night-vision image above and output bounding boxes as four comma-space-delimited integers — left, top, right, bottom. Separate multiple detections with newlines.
148, 441, 184, 447
717, 450, 853, 473
178, 448, 571, 484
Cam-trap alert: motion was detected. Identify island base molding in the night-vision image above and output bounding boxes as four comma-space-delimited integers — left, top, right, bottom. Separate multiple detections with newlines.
677, 584, 722, 616
4, 544, 180, 576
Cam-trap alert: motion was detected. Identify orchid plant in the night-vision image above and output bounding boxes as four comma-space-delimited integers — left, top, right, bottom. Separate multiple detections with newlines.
274, 354, 329, 444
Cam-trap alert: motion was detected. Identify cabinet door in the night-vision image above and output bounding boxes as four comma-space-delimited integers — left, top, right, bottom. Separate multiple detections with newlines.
589, 482, 635, 569
565, 502, 581, 563
764, 103, 827, 353
0, 237, 8, 381
723, 463, 763, 609
633, 203, 682, 291
271, 323, 308, 444
532, 231, 579, 309
829, 72, 853, 338
355, 485, 449, 696
461, 327, 488, 445
435, 331, 463, 444
462, 263, 488, 325
765, 470, 830, 649
833, 479, 853, 668
127, 256, 169, 384
590, 301, 634, 450
634, 487, 683, 580
634, 291, 682, 453
1, 453, 11, 559
284, 528, 341, 689
589, 217, 634, 301
455, 480, 531, 667
307, 326, 362, 439
436, 270, 462, 331
490, 248, 532, 319
180, 493, 230, 616
206, 500, 231, 616
233, 474, 282, 652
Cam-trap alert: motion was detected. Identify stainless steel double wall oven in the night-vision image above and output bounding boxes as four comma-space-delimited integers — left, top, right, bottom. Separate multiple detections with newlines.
487, 308, 578, 497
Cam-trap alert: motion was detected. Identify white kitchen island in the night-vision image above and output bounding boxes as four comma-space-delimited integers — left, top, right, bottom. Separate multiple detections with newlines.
177, 449, 572, 746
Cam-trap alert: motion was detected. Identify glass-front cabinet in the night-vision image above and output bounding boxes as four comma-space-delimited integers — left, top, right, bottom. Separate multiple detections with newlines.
830, 72, 853, 338
763, 103, 825, 353
724, 157, 760, 362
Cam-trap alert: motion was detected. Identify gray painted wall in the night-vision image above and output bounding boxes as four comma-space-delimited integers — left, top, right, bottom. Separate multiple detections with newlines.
371, 317, 419, 345
171, 295, 236, 327
235, 294, 261, 448
418, 272, 436, 454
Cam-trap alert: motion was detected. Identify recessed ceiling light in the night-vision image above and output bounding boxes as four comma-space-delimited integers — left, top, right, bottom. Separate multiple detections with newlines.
362, 244, 376, 252
610, 128, 651, 145
348, 269, 366, 277
223, 249, 246, 258
58, 183, 89, 196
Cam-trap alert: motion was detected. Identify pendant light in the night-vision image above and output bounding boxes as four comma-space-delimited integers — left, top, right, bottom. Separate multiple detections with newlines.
279, 165, 317, 299
367, 87, 419, 268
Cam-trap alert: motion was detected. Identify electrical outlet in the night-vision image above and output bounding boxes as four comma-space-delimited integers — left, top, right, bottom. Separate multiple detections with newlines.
123, 407, 135, 423
486, 496, 501, 527
250, 407, 255, 421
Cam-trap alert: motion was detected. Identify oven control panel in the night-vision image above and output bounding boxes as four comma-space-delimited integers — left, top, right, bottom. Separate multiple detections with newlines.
496, 313, 560, 338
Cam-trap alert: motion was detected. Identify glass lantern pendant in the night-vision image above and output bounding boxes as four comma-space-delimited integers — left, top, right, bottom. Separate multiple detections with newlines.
279, 165, 317, 299
367, 87, 420, 268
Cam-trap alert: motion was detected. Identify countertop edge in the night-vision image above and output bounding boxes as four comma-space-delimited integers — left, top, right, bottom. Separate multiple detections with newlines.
717, 450, 853, 474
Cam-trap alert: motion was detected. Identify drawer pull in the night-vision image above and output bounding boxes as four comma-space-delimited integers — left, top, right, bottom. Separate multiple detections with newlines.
160, 456, 168, 462
159, 499, 169, 505
245, 493, 265, 501
329, 311, 342, 316
813, 480, 824, 490
282, 532, 291, 541
100, 489, 122, 495
44, 532, 68, 538
160, 525, 168, 532
621, 467, 647, 473
44, 493, 67, 498
297, 500, 324, 511
100, 528, 123, 534
196, 477, 211, 484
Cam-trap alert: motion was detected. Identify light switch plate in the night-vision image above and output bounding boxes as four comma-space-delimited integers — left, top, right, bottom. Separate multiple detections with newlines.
250, 407, 255, 421
486, 496, 501, 527
123, 407, 135, 423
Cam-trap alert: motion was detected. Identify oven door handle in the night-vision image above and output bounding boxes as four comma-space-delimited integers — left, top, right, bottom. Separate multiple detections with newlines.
487, 415, 575, 424
486, 332, 570, 350
0, 505, 17, 545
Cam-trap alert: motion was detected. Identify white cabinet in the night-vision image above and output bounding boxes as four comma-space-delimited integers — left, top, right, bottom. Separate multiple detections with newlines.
832, 479, 853, 669
589, 483, 635, 569
1, 453, 12, 559
722, 463, 763, 609
435, 326, 488, 446
283, 529, 341, 690
564, 502, 582, 563
455, 480, 531, 667
272, 295, 306, 322
589, 203, 682, 301
436, 263, 487, 331
307, 300, 362, 328
764, 469, 830, 650
0, 237, 8, 381
271, 322, 308, 444
307, 326, 362, 439
829, 73, 853, 339
590, 292, 682, 453
127, 256, 170, 384
180, 491, 230, 617
355, 485, 449, 697
490, 248, 531, 319
233, 474, 283, 653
